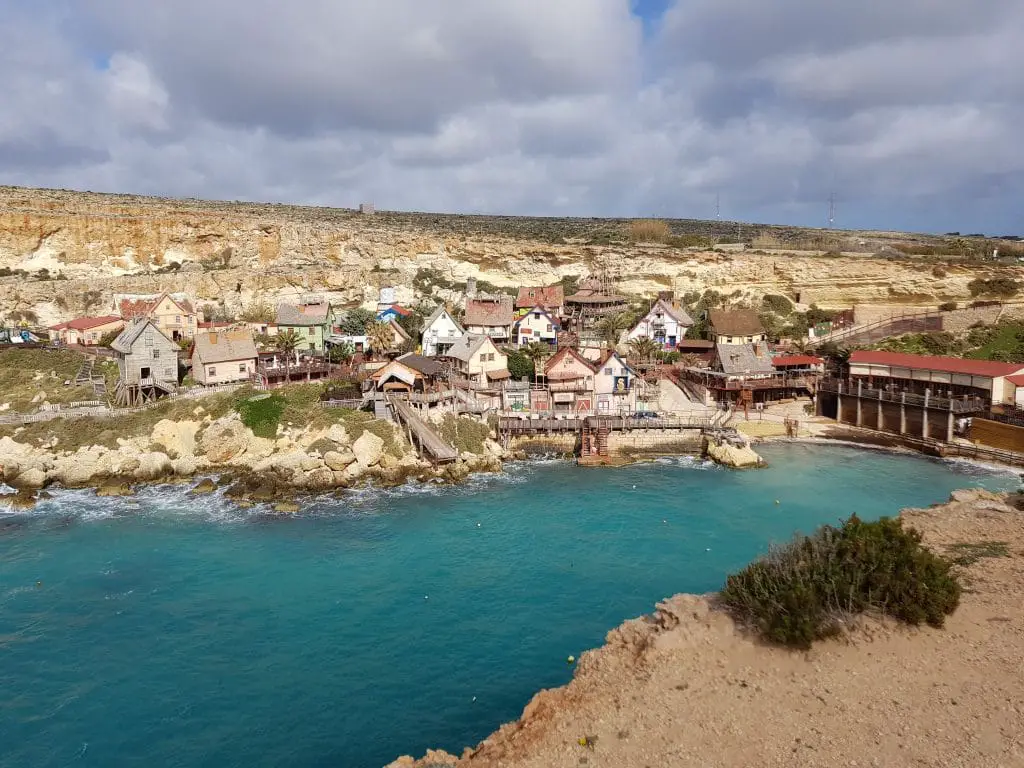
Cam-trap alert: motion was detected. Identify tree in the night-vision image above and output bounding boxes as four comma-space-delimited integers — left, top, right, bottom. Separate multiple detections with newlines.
678, 353, 704, 368
521, 341, 552, 374
366, 320, 394, 359
597, 312, 631, 347
275, 329, 301, 383
338, 308, 376, 335
628, 336, 660, 362
506, 349, 534, 380
327, 340, 355, 364
791, 338, 813, 354
241, 302, 275, 323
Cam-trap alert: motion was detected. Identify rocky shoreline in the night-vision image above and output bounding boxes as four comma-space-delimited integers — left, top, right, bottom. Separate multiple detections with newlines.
387, 488, 1024, 767
0, 410, 513, 510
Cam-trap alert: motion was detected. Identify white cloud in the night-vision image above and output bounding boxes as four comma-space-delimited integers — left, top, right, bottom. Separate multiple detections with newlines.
0, 0, 1020, 234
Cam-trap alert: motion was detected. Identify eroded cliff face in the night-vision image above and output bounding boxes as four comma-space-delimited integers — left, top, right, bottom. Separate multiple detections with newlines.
2, 186, 1021, 326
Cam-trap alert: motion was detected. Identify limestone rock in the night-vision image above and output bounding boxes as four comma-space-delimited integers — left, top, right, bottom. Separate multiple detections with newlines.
150, 419, 200, 459
324, 450, 357, 471
327, 423, 350, 446
97, 482, 134, 497
0, 490, 38, 510
190, 478, 218, 495
304, 467, 336, 490
135, 452, 173, 480
273, 501, 300, 514
704, 435, 764, 469
352, 431, 385, 468
9, 467, 46, 489
172, 456, 199, 476
200, 417, 251, 464
299, 455, 324, 473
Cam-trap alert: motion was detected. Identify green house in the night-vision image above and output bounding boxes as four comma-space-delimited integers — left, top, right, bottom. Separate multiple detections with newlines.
275, 299, 335, 353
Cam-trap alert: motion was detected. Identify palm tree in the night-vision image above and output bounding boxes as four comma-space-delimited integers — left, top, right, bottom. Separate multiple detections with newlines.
275, 329, 301, 383
521, 341, 551, 377
366, 320, 394, 360
597, 313, 628, 348
791, 338, 813, 354
628, 336, 660, 363
678, 353, 704, 369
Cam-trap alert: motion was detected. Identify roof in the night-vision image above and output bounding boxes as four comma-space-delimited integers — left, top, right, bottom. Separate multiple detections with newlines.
371, 360, 421, 385
848, 350, 1024, 379
486, 368, 511, 380
192, 330, 258, 365
643, 299, 694, 327
465, 295, 514, 327
565, 287, 627, 305
708, 309, 765, 337
1007, 374, 1024, 387
396, 353, 446, 377
595, 349, 635, 373
772, 354, 824, 368
441, 333, 492, 363
110, 318, 175, 353
389, 318, 412, 341
50, 315, 122, 332
378, 304, 412, 317
515, 306, 560, 327
515, 285, 564, 310
119, 292, 195, 318
276, 301, 331, 326
677, 339, 715, 350
198, 321, 233, 330
544, 347, 596, 376
715, 342, 775, 375
421, 305, 465, 334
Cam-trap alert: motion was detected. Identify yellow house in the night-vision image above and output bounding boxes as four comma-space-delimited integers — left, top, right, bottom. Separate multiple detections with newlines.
119, 292, 202, 342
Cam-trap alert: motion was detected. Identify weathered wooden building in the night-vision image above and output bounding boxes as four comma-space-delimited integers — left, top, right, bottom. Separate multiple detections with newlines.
110, 319, 179, 406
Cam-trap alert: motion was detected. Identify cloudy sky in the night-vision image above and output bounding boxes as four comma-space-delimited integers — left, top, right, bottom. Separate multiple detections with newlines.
1, 1, 1021, 233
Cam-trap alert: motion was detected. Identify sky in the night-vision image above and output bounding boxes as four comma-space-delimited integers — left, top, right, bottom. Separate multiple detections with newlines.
1, 1, 1022, 234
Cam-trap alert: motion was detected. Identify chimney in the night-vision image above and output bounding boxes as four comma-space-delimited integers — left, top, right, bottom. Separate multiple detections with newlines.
466, 278, 477, 298
209, 332, 218, 344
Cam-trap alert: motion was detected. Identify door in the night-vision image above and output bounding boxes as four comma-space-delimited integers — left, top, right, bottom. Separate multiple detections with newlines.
141, 366, 151, 380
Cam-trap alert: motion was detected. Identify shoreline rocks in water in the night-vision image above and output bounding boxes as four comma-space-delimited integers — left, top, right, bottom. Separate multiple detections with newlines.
0, 412, 515, 501
387, 489, 1024, 768
703, 430, 765, 468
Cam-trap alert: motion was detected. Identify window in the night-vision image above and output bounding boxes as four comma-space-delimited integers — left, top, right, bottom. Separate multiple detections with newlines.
144, 332, 153, 346
604, 367, 612, 375
209, 367, 216, 376
152, 350, 160, 359
534, 313, 541, 320
175, 315, 181, 323
307, 327, 314, 336
239, 363, 247, 373
546, 324, 552, 332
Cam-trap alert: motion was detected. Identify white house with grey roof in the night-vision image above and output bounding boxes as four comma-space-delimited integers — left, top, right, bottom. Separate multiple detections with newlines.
192, 329, 258, 385
627, 299, 694, 349
713, 342, 775, 379
421, 306, 464, 357
439, 334, 509, 386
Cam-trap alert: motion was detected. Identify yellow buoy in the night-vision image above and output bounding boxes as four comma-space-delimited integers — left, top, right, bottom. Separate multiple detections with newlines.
567, 655, 576, 664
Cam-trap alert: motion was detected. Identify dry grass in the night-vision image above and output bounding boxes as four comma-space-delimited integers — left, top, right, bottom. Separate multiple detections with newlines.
0, 348, 116, 411
628, 219, 671, 243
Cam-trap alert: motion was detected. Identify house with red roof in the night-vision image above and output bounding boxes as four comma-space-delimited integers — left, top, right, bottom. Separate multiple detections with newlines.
49, 315, 125, 346
515, 285, 564, 315
542, 347, 596, 413
464, 295, 515, 344
116, 292, 201, 342
847, 350, 1024, 407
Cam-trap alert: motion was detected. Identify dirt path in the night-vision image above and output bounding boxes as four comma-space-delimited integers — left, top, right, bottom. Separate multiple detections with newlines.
390, 490, 1024, 768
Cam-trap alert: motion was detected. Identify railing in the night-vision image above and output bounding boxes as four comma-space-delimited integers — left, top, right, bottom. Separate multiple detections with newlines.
319, 398, 364, 409
678, 368, 819, 392
819, 379, 988, 414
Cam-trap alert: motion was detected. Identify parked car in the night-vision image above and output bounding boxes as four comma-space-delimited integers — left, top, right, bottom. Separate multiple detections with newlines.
633, 410, 660, 419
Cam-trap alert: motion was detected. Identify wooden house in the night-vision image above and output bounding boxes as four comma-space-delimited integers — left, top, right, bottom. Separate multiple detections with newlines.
514, 306, 559, 347
110, 319, 179, 405
421, 306, 464, 356
49, 315, 124, 346
118, 292, 201, 342
275, 298, 335, 353
707, 309, 767, 345
543, 347, 596, 413
627, 299, 693, 349
441, 334, 509, 387
593, 349, 638, 415
515, 284, 564, 316
191, 329, 258, 386
464, 295, 515, 344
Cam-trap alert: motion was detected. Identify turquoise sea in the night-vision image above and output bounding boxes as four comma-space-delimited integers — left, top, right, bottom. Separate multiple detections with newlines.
0, 444, 1016, 768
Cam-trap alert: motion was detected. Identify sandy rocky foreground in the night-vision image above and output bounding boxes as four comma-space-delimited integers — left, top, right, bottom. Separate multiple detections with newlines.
390, 489, 1024, 768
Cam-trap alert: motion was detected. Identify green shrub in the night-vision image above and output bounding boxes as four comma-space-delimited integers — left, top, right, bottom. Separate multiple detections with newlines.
235, 394, 285, 438
968, 277, 1019, 298
720, 515, 961, 649
437, 414, 491, 454
761, 294, 794, 316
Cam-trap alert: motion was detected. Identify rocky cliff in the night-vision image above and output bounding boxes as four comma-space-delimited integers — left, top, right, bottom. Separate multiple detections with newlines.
2, 185, 1022, 327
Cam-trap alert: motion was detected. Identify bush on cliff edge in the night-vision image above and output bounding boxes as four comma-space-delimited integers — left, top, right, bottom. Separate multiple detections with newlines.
720, 515, 961, 649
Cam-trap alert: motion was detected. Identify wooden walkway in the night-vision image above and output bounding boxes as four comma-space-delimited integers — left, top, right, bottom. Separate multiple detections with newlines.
389, 397, 458, 463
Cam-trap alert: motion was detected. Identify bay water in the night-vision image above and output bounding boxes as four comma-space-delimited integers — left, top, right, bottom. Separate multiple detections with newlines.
0, 444, 1015, 767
